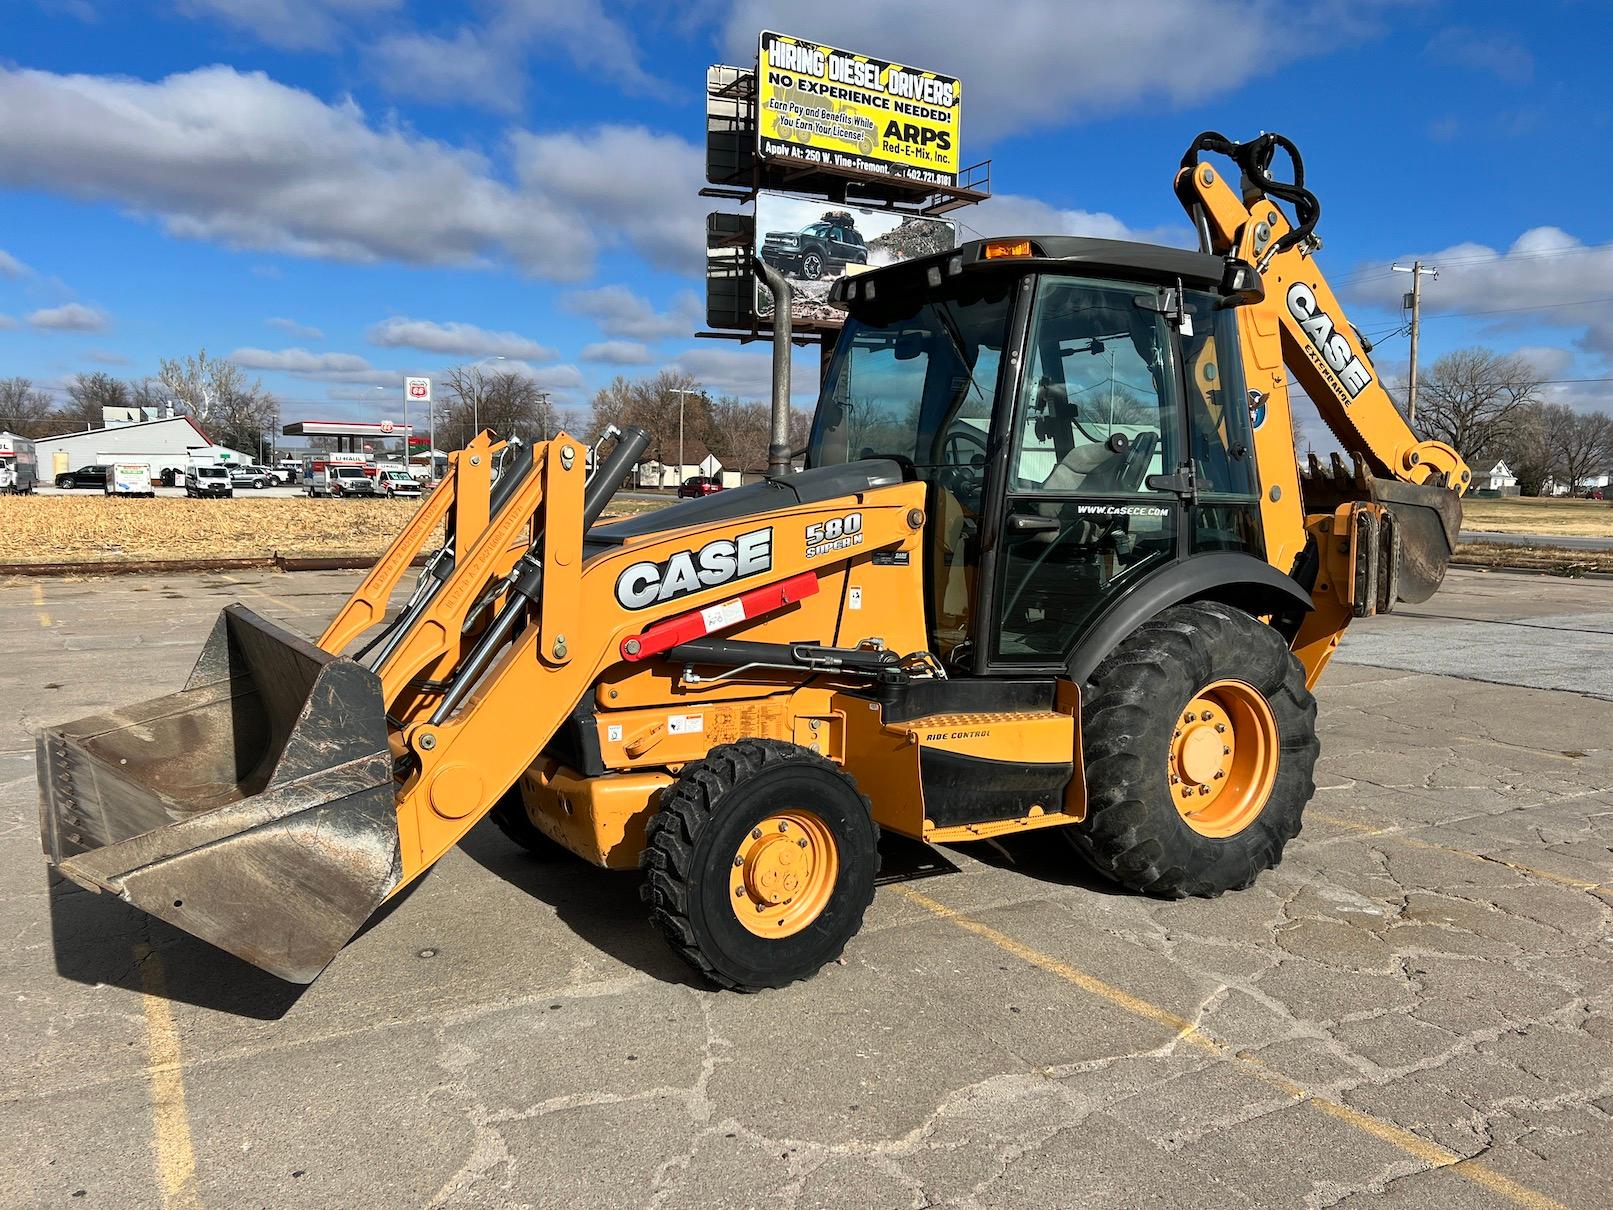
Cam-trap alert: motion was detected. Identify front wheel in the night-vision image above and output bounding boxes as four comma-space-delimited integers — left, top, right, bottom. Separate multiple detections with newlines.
56, 476, 73, 489
1073, 601, 1319, 898
643, 740, 879, 991
800, 252, 824, 279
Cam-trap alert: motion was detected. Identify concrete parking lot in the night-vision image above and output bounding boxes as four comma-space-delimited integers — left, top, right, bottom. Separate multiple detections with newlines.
2, 567, 1610, 1208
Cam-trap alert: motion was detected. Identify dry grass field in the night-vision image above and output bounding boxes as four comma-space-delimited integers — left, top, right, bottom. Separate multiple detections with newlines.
0, 493, 672, 565
1462, 493, 1613, 536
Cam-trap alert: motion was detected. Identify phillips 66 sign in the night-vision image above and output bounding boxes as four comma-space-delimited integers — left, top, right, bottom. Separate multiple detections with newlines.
405, 377, 431, 402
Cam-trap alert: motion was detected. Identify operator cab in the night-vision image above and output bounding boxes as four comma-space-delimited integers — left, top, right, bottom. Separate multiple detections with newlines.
807, 236, 1266, 677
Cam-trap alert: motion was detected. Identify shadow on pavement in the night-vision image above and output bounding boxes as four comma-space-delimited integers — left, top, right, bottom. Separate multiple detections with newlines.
949, 829, 1131, 896
456, 822, 970, 987
48, 872, 306, 1019
46, 870, 431, 1020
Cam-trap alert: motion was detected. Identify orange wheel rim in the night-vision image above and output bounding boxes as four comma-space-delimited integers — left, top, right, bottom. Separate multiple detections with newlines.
1167, 679, 1279, 838
729, 809, 839, 938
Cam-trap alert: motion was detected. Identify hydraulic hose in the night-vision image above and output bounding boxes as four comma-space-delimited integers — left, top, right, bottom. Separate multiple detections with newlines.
428, 426, 651, 723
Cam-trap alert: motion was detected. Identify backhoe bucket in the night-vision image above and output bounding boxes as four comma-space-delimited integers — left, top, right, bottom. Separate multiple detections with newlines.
38, 605, 400, 983
1304, 455, 1464, 605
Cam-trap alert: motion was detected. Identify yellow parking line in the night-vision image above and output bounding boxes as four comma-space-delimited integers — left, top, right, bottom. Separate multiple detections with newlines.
32, 581, 51, 628
1310, 811, 1606, 894
893, 884, 1567, 1210
133, 943, 202, 1210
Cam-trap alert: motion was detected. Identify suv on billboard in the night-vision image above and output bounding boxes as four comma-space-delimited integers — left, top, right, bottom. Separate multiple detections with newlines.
760, 211, 868, 280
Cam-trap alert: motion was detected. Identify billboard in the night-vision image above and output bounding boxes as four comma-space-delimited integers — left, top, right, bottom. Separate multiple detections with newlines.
755, 193, 957, 328
757, 31, 962, 187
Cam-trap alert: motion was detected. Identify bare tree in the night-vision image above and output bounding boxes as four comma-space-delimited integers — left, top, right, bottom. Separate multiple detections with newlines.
0, 377, 58, 438
160, 349, 277, 453
1551, 408, 1613, 495
61, 371, 130, 431
1497, 402, 1557, 496
586, 370, 707, 468
1409, 348, 1544, 464
436, 367, 549, 449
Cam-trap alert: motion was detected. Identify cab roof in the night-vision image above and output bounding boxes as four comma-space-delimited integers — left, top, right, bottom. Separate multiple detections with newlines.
828, 236, 1227, 310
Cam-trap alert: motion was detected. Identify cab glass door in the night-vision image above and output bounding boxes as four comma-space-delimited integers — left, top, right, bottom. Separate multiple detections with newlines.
991, 276, 1183, 663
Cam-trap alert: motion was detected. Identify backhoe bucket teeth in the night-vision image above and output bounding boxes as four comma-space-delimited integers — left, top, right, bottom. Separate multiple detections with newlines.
1301, 454, 1463, 606
37, 604, 399, 983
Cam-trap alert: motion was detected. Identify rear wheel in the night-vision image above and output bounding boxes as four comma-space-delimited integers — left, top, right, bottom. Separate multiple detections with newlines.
1074, 601, 1319, 897
643, 740, 879, 991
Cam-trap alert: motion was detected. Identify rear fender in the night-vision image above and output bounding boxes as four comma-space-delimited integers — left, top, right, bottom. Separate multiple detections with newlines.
1066, 552, 1312, 686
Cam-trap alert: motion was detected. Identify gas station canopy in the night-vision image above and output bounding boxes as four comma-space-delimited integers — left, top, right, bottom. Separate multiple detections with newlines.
282, 419, 414, 456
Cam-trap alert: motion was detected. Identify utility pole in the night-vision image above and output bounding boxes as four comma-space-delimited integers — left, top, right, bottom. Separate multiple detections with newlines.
670, 388, 702, 489
1391, 260, 1438, 424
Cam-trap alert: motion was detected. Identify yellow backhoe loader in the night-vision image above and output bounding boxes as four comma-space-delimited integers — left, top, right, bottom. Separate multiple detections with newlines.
39, 133, 1468, 990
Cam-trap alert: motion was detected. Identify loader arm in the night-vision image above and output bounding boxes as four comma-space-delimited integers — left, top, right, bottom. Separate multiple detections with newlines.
1174, 132, 1471, 681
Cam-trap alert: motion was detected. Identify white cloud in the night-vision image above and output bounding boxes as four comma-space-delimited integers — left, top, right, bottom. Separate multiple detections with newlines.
511, 126, 706, 272
178, 0, 401, 51
229, 346, 375, 374
723, 1, 1398, 141
1345, 228, 1613, 361
563, 286, 702, 342
366, 317, 556, 361
266, 316, 324, 341
667, 344, 820, 404
0, 65, 710, 280
371, 1, 667, 113
0, 249, 30, 278
961, 192, 1191, 248
28, 302, 108, 331
1426, 27, 1533, 84
581, 340, 656, 365
0, 64, 695, 279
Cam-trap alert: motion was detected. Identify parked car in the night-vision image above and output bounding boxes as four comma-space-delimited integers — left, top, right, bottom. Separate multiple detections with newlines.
760, 213, 868, 280
228, 464, 275, 490
184, 464, 233, 498
677, 475, 724, 499
377, 468, 421, 498
274, 458, 302, 485
55, 465, 110, 490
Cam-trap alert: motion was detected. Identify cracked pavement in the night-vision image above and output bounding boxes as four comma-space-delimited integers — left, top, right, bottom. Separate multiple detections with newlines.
1, 567, 1609, 1208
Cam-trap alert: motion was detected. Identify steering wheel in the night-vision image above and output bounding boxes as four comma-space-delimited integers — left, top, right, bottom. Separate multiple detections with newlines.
938, 427, 989, 505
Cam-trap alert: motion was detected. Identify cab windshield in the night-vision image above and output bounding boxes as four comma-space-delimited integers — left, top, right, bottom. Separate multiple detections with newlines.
807, 273, 1013, 484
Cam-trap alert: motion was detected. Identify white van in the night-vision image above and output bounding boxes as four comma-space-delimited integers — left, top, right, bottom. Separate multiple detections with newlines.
184, 464, 233, 498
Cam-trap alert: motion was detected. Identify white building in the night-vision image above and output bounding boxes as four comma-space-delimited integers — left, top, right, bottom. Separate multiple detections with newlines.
1470, 459, 1518, 494
34, 416, 253, 484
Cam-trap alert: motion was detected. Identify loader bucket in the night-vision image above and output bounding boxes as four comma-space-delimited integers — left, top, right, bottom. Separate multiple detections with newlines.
38, 605, 400, 984
1303, 455, 1464, 605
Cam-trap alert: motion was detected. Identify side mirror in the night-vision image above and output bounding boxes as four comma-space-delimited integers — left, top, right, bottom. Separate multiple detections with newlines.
1218, 258, 1264, 308
893, 330, 928, 361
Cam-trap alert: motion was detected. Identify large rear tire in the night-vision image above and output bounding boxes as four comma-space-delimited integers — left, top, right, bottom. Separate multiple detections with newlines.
642, 740, 879, 991
1074, 601, 1318, 898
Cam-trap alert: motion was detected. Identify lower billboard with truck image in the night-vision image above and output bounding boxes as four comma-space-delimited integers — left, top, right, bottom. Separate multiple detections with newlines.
755, 193, 956, 328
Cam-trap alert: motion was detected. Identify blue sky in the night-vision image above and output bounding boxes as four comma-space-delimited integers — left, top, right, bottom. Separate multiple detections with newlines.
2, 0, 1610, 437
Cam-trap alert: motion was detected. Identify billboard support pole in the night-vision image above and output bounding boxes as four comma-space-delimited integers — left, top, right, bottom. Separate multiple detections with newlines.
755, 257, 793, 476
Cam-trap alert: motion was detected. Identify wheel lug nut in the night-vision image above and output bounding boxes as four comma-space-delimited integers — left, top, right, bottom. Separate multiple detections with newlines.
1169, 773, 1180, 784
1215, 723, 1226, 733
734, 855, 744, 867
1213, 770, 1224, 780
751, 828, 762, 840
1182, 712, 1193, 725
797, 838, 807, 848
735, 886, 744, 897
1223, 745, 1231, 755
1199, 785, 1210, 795
1200, 711, 1213, 721
778, 822, 789, 832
